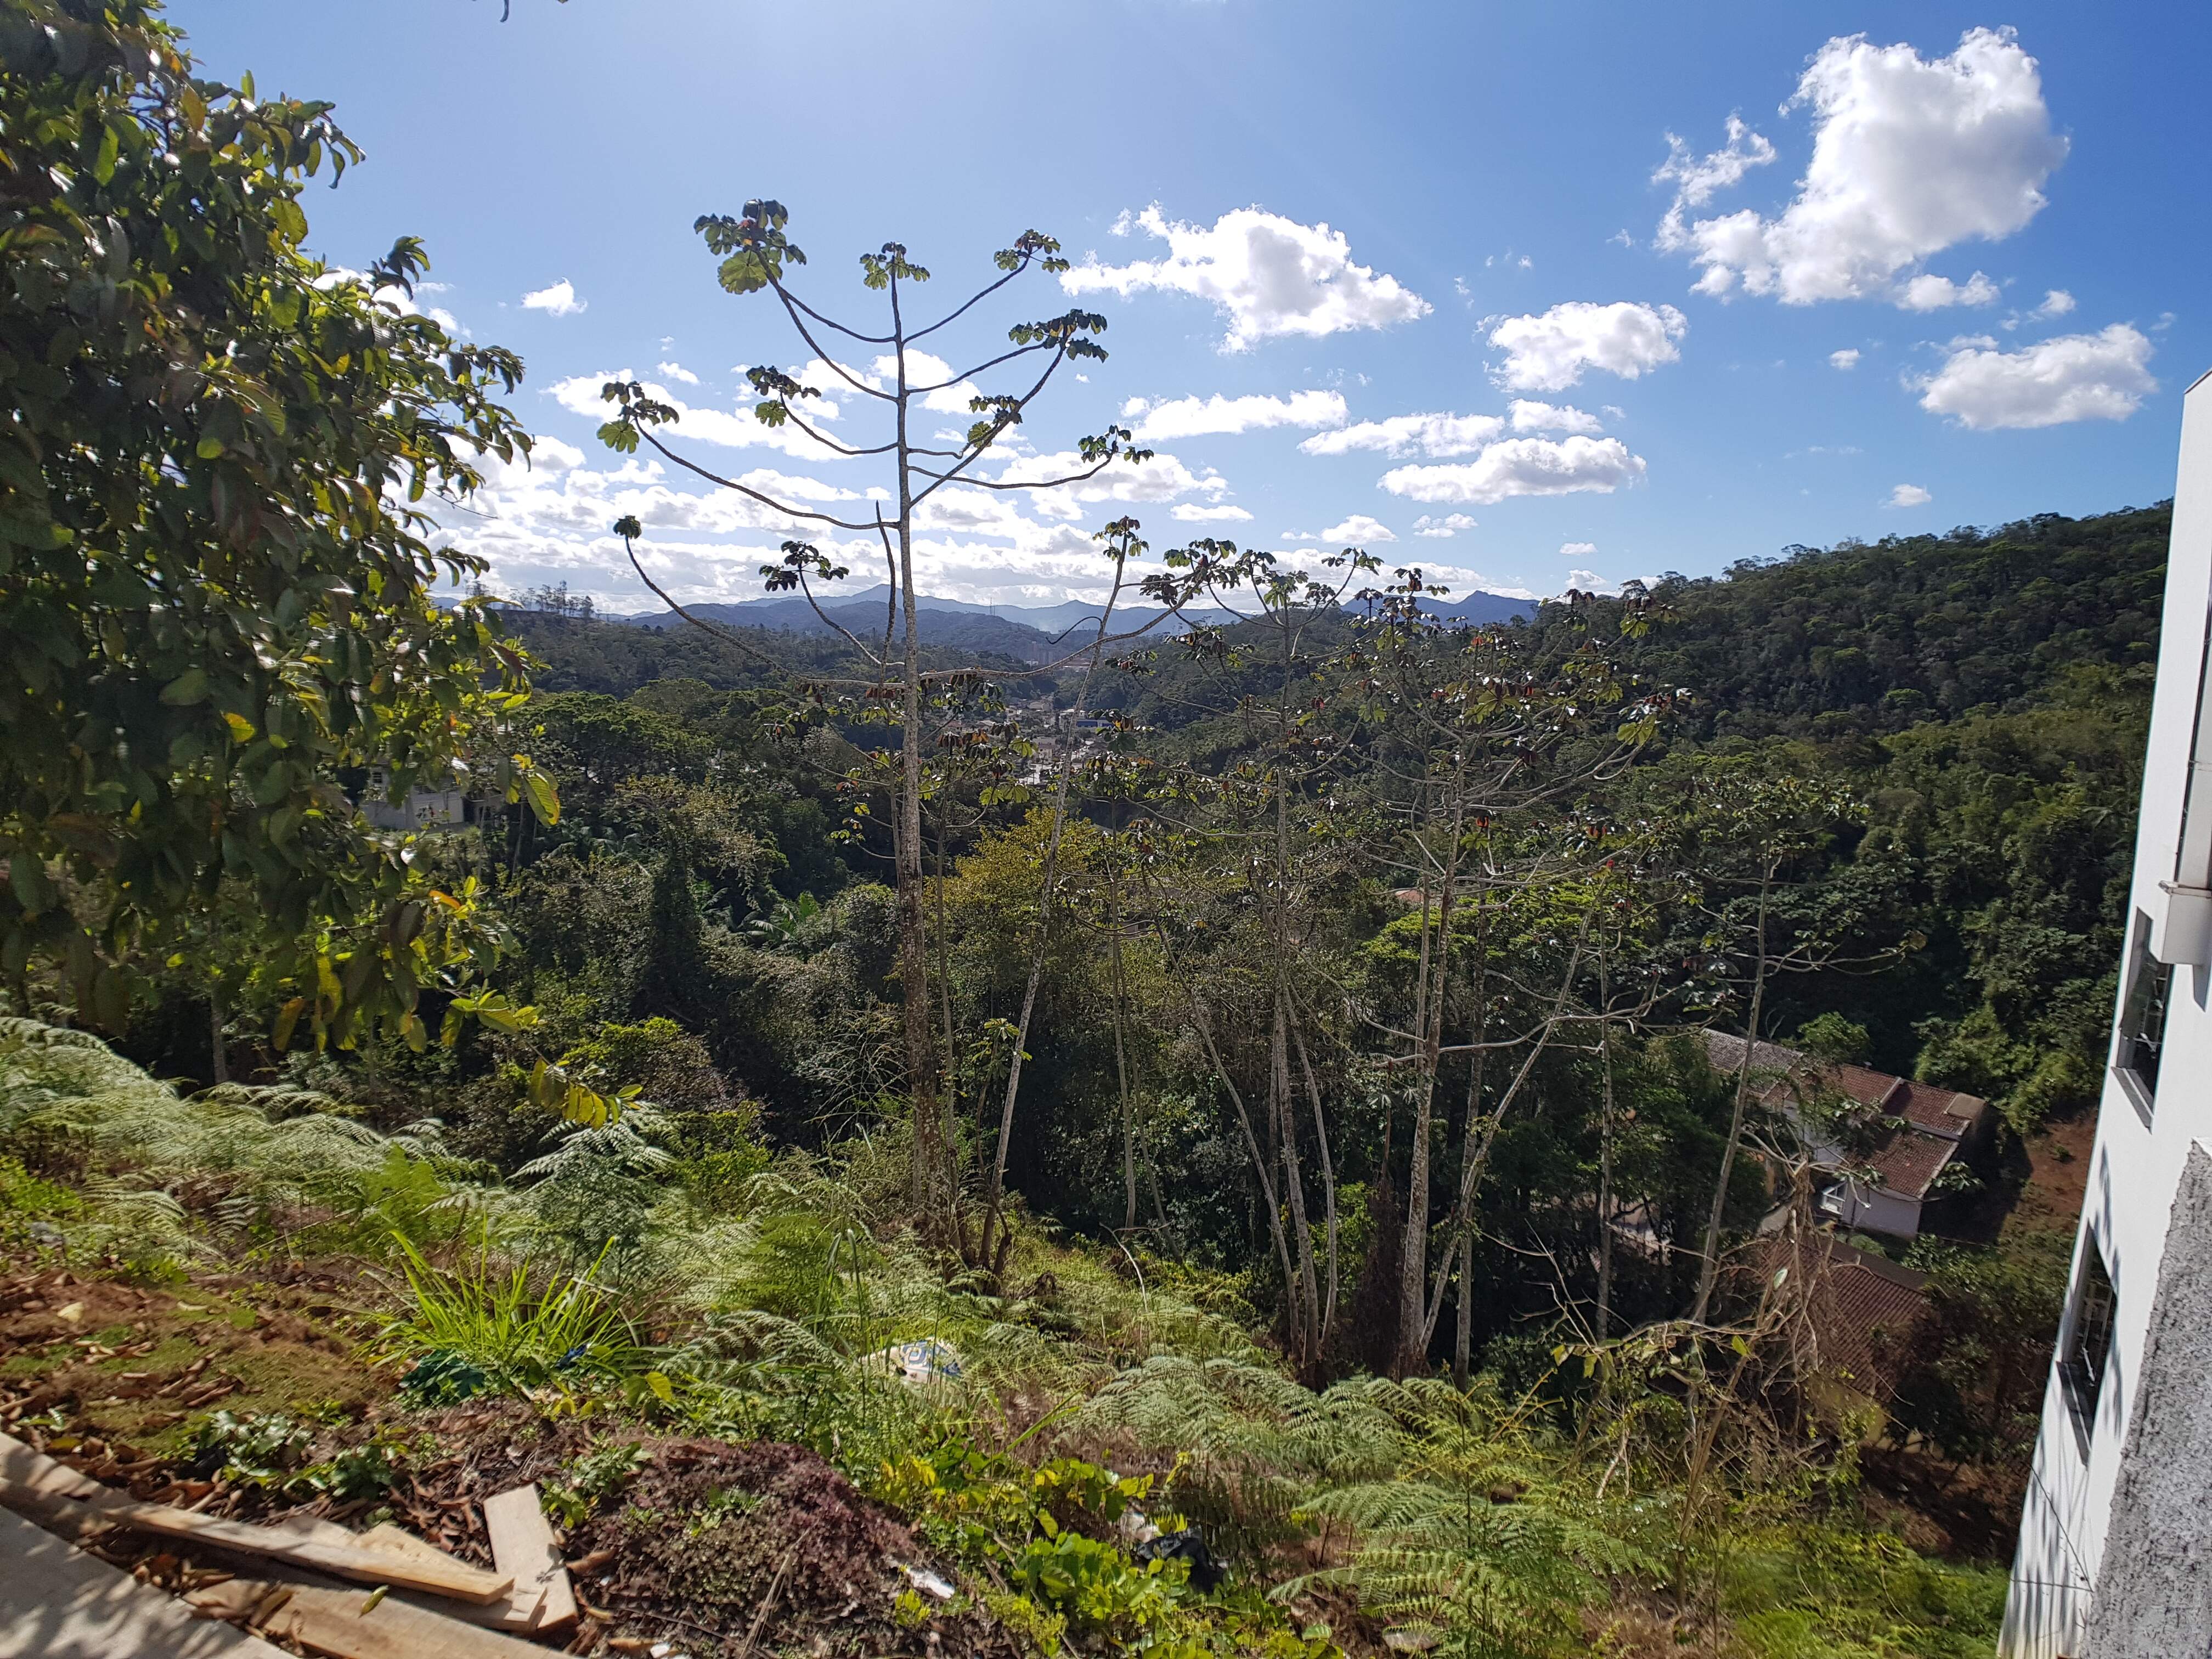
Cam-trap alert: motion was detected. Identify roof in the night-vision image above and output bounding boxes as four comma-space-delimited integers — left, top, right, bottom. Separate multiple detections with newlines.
1757, 1235, 1933, 1402
1702, 1031, 1990, 1141
1858, 1125, 1959, 1200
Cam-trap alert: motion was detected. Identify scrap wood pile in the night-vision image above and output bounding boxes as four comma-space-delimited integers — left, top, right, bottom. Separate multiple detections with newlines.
0, 1427, 577, 1656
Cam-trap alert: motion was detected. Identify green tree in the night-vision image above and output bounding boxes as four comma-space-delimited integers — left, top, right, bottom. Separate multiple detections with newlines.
601, 202, 1165, 1227
0, 0, 557, 1048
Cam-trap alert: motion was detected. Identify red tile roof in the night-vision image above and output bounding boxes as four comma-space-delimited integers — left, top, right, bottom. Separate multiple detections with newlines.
1859, 1126, 1957, 1200
1701, 1032, 1989, 1143
1756, 1236, 1933, 1402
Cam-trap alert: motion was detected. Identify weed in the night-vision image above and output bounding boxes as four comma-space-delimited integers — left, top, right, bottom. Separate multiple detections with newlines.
377, 1232, 652, 1398
541, 1439, 650, 1528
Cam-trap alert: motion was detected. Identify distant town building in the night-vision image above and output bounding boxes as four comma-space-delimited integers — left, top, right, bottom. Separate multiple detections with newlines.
2002, 368, 2212, 1657
358, 770, 498, 834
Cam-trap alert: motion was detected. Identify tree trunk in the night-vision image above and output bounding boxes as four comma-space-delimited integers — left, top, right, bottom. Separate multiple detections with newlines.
1692, 868, 1774, 1323
889, 288, 951, 1223
1595, 955, 1615, 1341
208, 989, 229, 1086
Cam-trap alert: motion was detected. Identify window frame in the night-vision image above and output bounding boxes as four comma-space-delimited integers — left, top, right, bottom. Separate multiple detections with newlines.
2113, 911, 2172, 1125
2059, 1232, 2118, 1460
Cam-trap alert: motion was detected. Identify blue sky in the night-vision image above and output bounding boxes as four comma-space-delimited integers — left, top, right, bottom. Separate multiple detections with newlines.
171, 0, 2210, 607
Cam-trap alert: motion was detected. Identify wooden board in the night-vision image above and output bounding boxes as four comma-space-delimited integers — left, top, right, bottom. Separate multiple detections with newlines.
357, 1521, 556, 1634
0, 1434, 511, 1605
0, 1502, 292, 1659
483, 1485, 577, 1634
190, 1577, 564, 1659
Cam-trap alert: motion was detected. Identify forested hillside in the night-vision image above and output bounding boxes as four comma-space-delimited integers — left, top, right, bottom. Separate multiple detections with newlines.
0, 7, 2160, 1651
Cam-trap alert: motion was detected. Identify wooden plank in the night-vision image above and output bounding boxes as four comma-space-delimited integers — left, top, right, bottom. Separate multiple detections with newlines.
0, 1502, 292, 1659
0, 1434, 511, 1605
483, 1484, 577, 1634
359, 1523, 551, 1633
190, 1576, 564, 1659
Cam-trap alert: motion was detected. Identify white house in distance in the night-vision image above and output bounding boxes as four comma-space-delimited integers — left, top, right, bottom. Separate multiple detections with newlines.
2002, 368, 2212, 1657
1702, 1031, 1993, 1241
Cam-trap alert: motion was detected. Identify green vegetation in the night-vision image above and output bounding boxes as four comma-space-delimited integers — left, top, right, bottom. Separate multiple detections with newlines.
1, 4, 2164, 1653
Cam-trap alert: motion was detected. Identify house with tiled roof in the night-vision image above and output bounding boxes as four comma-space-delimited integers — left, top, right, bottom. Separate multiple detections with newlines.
1705, 1030, 1994, 1242
1753, 1233, 1935, 1415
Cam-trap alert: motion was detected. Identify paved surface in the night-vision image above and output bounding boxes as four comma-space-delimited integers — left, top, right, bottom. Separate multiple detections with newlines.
0, 1502, 289, 1658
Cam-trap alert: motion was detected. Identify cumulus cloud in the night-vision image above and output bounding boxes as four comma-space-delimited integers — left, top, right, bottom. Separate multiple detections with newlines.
871, 347, 985, 414
1508, 400, 1604, 433
1379, 436, 1647, 505
991, 447, 1231, 507
1171, 503, 1255, 522
656, 360, 701, 385
1300, 412, 1505, 459
1122, 389, 1348, 441
1886, 483, 1932, 507
1656, 28, 2067, 308
1486, 302, 1686, 391
1414, 514, 1477, 539
522, 279, 587, 317
1912, 323, 2157, 429
2035, 288, 2076, 318
1897, 272, 1999, 312
1062, 205, 1430, 351
1560, 540, 1598, 558
549, 370, 851, 462
1323, 514, 1396, 544
1830, 348, 1862, 370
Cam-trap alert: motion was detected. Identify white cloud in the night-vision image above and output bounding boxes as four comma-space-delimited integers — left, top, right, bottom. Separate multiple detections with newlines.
1122, 389, 1348, 441
1322, 514, 1396, 544
1897, 272, 1999, 312
871, 348, 985, 415
991, 447, 1231, 507
1830, 348, 1862, 370
549, 370, 851, 462
1563, 569, 1610, 594
1912, 323, 2157, 429
1884, 483, 1932, 507
2035, 288, 2077, 318
1657, 28, 2067, 308
1300, 412, 1505, 459
1379, 436, 1647, 505
1559, 540, 1598, 558
1172, 503, 1255, 522
1652, 115, 1778, 211
1486, 302, 1686, 391
522, 279, 587, 317
655, 360, 701, 385
1062, 204, 1430, 351
1508, 399, 1604, 433
1413, 514, 1477, 539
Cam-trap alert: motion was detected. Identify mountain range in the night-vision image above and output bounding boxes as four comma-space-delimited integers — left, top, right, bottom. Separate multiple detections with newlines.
612, 583, 1538, 664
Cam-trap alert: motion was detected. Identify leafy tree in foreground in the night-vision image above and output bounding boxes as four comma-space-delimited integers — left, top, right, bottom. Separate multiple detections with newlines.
602, 201, 1166, 1223
0, 0, 556, 1048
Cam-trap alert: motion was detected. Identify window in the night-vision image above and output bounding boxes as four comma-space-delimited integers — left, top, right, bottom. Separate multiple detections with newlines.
2116, 915, 2171, 1106
2061, 1238, 2117, 1452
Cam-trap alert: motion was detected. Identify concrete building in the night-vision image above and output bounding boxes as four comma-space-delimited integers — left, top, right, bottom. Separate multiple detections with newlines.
2002, 369, 2212, 1657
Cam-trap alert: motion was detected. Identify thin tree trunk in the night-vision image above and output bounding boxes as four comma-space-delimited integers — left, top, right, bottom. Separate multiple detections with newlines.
1107, 845, 1138, 1231
1397, 796, 1465, 1377
1289, 1020, 1340, 1345
1271, 989, 1322, 1372
888, 284, 951, 1222
1595, 952, 1616, 1341
208, 988, 229, 1086
979, 573, 1123, 1269
1691, 867, 1775, 1324
1451, 872, 1491, 1389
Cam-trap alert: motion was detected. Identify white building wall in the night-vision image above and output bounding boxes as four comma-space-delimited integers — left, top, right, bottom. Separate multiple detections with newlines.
2002, 366, 2212, 1656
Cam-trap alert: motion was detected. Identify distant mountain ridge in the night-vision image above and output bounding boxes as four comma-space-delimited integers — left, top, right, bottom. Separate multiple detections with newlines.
612, 583, 1537, 662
